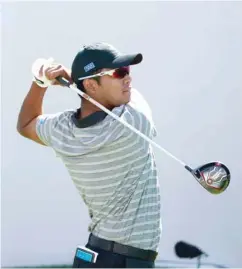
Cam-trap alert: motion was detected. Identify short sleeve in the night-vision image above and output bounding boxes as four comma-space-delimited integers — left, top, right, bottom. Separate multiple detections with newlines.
36, 113, 61, 146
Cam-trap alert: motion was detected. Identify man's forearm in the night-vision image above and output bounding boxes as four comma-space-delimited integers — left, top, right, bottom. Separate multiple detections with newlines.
17, 82, 47, 132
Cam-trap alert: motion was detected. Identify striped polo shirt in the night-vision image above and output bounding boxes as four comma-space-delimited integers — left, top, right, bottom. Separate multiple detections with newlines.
36, 88, 161, 251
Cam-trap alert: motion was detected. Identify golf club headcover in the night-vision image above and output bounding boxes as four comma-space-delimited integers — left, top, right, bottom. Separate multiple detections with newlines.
32, 57, 55, 88
174, 241, 206, 259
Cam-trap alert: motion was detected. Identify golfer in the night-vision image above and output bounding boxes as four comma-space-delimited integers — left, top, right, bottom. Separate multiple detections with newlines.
17, 42, 161, 268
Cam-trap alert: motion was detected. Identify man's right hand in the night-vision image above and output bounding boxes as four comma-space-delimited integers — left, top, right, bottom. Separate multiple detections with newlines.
44, 62, 73, 86
32, 58, 73, 88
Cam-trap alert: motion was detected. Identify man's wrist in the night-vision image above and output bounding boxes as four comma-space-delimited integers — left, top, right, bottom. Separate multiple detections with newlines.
31, 81, 48, 91
32, 76, 51, 88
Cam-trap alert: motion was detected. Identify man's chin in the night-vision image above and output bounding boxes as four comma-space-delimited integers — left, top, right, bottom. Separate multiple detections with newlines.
123, 96, 131, 105
114, 95, 131, 107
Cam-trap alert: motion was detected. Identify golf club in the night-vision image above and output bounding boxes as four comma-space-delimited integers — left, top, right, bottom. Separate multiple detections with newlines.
174, 241, 208, 268
55, 76, 230, 195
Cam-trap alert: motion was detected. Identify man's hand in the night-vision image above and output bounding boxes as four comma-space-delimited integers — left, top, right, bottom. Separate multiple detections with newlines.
32, 58, 73, 88
44, 63, 73, 86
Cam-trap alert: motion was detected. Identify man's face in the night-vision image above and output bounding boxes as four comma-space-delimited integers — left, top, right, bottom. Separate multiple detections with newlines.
85, 67, 132, 108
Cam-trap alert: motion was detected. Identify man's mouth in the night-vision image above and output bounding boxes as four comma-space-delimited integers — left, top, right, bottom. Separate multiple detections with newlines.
123, 86, 131, 92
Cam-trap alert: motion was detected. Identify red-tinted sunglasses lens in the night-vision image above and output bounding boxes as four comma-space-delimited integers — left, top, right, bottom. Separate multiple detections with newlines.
112, 66, 130, 79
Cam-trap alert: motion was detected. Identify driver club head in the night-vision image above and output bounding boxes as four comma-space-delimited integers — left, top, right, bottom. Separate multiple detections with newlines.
191, 162, 230, 194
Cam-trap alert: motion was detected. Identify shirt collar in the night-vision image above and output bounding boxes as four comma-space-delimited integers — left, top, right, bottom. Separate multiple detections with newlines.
71, 109, 107, 128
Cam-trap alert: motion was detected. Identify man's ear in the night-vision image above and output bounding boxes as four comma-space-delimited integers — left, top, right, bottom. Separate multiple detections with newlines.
83, 79, 99, 94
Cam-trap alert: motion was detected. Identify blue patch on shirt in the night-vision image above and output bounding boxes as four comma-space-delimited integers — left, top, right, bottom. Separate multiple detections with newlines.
39, 118, 46, 124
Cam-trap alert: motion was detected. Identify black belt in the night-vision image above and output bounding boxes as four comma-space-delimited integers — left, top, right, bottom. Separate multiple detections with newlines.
88, 234, 158, 262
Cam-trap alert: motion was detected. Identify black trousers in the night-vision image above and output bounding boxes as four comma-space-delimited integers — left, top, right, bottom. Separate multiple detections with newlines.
72, 243, 155, 268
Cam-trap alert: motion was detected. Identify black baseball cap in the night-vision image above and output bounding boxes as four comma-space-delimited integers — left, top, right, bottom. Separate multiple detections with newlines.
71, 42, 143, 83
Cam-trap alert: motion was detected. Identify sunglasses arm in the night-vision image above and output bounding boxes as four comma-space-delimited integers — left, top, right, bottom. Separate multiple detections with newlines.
77, 70, 115, 81
77, 74, 101, 80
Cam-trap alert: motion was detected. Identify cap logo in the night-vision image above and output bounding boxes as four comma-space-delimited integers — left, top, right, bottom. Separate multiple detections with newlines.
84, 62, 95, 72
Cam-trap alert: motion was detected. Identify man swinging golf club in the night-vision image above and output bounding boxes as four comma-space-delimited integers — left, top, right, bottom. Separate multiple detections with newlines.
17, 42, 161, 268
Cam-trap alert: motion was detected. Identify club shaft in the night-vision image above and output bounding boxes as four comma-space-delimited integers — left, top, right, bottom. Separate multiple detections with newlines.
57, 77, 187, 167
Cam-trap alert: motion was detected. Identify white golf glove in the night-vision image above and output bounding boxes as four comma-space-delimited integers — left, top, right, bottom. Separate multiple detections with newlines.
31, 57, 56, 88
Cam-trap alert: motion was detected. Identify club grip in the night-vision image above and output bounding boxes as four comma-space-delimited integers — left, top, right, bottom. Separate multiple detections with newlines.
56, 76, 71, 87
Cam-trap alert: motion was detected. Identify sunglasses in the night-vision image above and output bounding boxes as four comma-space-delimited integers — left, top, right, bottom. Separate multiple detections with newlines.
78, 66, 130, 81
